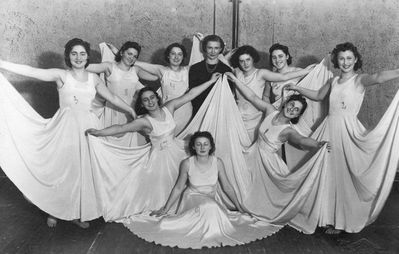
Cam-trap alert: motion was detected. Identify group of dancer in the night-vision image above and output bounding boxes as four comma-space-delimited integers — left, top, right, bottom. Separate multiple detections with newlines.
1, 32, 399, 248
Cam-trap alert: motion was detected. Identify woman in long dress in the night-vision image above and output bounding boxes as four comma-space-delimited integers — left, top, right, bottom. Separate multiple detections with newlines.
286, 42, 399, 234
85, 72, 222, 221
123, 131, 281, 249
86, 41, 157, 146
133, 43, 193, 135
229, 45, 314, 142
0, 38, 135, 228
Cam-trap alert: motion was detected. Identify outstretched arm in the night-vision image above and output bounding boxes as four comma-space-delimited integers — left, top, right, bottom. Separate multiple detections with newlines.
151, 159, 189, 216
86, 62, 112, 75
283, 127, 329, 151
258, 65, 313, 83
0, 60, 64, 83
285, 78, 331, 101
134, 61, 165, 78
166, 72, 221, 113
86, 118, 148, 137
226, 72, 275, 115
358, 68, 399, 87
94, 76, 136, 118
217, 158, 246, 213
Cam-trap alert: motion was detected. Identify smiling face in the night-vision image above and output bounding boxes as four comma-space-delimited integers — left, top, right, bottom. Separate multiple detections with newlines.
140, 90, 160, 111
238, 54, 255, 73
121, 47, 139, 66
337, 50, 357, 74
205, 41, 222, 61
192, 137, 212, 156
271, 49, 289, 71
283, 100, 304, 119
69, 45, 88, 69
168, 47, 184, 67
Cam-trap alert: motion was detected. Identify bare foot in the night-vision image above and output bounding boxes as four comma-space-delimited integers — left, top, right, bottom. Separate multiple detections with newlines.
324, 225, 342, 235
47, 216, 57, 228
72, 219, 90, 229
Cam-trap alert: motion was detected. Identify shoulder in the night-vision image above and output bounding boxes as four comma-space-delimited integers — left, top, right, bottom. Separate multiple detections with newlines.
180, 157, 191, 170
190, 61, 205, 70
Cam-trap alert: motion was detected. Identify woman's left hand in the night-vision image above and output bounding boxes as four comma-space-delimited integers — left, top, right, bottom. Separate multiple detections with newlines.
150, 207, 167, 217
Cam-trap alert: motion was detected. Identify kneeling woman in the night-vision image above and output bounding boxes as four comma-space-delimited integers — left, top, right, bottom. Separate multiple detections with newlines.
123, 131, 281, 249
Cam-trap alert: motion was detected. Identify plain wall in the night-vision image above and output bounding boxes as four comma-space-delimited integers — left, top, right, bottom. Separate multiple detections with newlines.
1, 0, 398, 128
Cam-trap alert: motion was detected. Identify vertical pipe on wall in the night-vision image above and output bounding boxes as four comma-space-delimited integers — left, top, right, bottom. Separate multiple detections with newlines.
232, 0, 240, 48
213, 0, 216, 34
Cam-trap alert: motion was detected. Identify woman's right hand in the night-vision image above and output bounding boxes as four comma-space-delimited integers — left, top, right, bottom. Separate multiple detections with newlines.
210, 72, 222, 83
85, 128, 98, 136
284, 83, 298, 91
224, 72, 237, 83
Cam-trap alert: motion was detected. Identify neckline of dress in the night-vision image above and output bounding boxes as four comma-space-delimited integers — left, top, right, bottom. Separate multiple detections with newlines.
336, 73, 357, 85
149, 108, 167, 122
69, 71, 89, 83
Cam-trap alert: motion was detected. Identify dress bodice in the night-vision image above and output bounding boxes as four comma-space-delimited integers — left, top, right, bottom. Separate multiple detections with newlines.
329, 74, 364, 116
236, 69, 265, 115
187, 156, 218, 195
160, 66, 189, 102
58, 71, 97, 111
145, 107, 176, 150
106, 63, 143, 104
257, 111, 291, 153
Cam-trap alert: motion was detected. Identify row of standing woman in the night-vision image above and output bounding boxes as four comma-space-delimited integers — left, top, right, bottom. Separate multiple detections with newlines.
1, 34, 399, 248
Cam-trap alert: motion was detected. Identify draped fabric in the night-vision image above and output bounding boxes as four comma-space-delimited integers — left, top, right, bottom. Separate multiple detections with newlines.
88, 107, 185, 221
275, 56, 333, 170
124, 156, 281, 249
95, 42, 146, 146
0, 72, 102, 221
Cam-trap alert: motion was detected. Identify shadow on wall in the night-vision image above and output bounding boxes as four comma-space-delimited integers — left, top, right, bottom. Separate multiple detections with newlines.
296, 55, 320, 68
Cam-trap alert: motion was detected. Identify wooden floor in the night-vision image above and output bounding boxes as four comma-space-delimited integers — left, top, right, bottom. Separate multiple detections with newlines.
1, 170, 399, 254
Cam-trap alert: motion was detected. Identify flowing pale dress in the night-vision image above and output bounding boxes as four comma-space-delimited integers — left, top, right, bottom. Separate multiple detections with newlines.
96, 42, 146, 146
0, 72, 102, 221
180, 64, 399, 233
160, 67, 192, 135
124, 156, 281, 249
235, 69, 265, 142
87, 107, 186, 221
101, 63, 144, 146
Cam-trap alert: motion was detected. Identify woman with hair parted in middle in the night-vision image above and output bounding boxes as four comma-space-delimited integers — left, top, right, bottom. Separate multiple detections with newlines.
229, 45, 314, 142
123, 131, 282, 249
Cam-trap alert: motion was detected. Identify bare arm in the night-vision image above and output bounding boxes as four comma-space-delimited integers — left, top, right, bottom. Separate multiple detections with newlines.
0, 60, 64, 83
86, 62, 112, 75
285, 79, 331, 101
262, 82, 272, 104
217, 158, 246, 213
134, 61, 165, 78
151, 159, 189, 216
226, 72, 275, 115
258, 66, 313, 83
136, 66, 160, 81
94, 75, 136, 118
86, 118, 148, 137
358, 68, 399, 87
282, 128, 328, 151
165, 72, 221, 113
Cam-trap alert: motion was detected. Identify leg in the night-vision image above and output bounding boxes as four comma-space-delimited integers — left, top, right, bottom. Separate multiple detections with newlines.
47, 215, 57, 228
72, 219, 90, 229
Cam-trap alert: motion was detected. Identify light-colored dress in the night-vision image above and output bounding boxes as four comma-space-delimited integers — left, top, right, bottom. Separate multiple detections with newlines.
160, 67, 192, 135
236, 69, 265, 142
0, 72, 102, 221
87, 107, 186, 221
102, 63, 145, 146
124, 156, 281, 249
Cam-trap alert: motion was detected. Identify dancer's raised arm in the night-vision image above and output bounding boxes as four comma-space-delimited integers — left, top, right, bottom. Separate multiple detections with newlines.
358, 68, 399, 87
0, 60, 64, 84
226, 72, 275, 115
285, 80, 332, 102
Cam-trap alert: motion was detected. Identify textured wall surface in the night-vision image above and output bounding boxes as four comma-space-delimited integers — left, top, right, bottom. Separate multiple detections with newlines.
1, 0, 399, 127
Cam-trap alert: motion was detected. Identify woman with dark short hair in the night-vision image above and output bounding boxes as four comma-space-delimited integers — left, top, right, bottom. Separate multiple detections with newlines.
286, 42, 399, 234
0, 38, 135, 228
229, 45, 314, 141
86, 41, 158, 146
